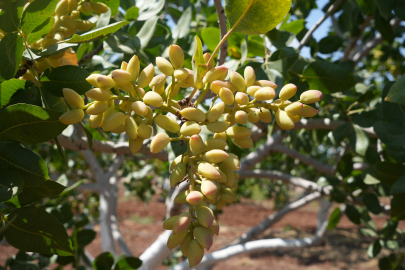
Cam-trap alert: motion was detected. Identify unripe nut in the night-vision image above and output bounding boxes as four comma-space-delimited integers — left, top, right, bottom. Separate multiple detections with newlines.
186, 191, 204, 206
143, 91, 163, 107
198, 162, 221, 179
150, 133, 170, 153
59, 109, 84, 125
194, 227, 213, 250
300, 90, 323, 104
155, 115, 180, 133
279, 83, 297, 101
156, 57, 174, 76
188, 240, 204, 267
173, 212, 192, 234
62, 88, 84, 108
169, 45, 184, 69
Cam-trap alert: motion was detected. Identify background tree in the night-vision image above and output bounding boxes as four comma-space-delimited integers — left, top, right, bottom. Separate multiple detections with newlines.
0, 0, 405, 269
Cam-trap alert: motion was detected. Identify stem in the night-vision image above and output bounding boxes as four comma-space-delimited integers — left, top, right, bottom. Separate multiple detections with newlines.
206, 0, 255, 68
21, 35, 49, 108
194, 83, 210, 107
210, 96, 219, 110
187, 87, 198, 106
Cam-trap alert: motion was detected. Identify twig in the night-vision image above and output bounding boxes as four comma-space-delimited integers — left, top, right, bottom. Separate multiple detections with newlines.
330, 15, 343, 38
351, 18, 401, 64
233, 192, 322, 245
78, 43, 104, 65
341, 15, 373, 61
214, 0, 228, 65
298, 0, 344, 50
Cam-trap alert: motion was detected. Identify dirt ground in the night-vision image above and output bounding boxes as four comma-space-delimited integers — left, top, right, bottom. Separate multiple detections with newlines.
0, 189, 399, 269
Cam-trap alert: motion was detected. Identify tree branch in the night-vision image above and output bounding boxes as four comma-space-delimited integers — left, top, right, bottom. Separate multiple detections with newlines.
214, 0, 228, 65
330, 15, 343, 38
81, 150, 103, 181
240, 131, 284, 170
341, 15, 373, 61
298, 0, 344, 50
238, 169, 331, 195
272, 144, 335, 174
351, 18, 401, 64
233, 192, 322, 245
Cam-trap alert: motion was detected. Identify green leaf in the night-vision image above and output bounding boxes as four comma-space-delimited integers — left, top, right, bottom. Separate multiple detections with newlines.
267, 29, 295, 48
374, 0, 396, 20
0, 33, 24, 80
394, 0, 405, 20
363, 193, 382, 214
364, 173, 381, 185
201, 27, 220, 52
318, 36, 343, 54
247, 35, 265, 57
0, 170, 23, 202
378, 256, 393, 270
3, 85, 42, 108
96, 7, 111, 29
93, 252, 114, 270
374, 121, 405, 148
192, 36, 206, 89
381, 81, 405, 127
367, 240, 382, 258
124, 6, 139, 21
0, 104, 67, 145
360, 228, 378, 237
380, 219, 398, 239
328, 123, 352, 145
134, 16, 159, 49
5, 180, 66, 207
301, 61, 357, 93
41, 65, 92, 96
4, 206, 73, 255
26, 16, 55, 45
23, 43, 78, 60
0, 141, 48, 186
0, 0, 26, 32
350, 125, 369, 156
386, 144, 405, 163
385, 73, 405, 106
279, 19, 306, 35
114, 256, 142, 270
0, 79, 33, 109
327, 207, 341, 230
104, 32, 135, 55
65, 21, 130, 43
390, 173, 405, 195
391, 194, 405, 221
224, 0, 292, 35
240, 38, 248, 65
360, 207, 377, 230
137, 0, 164, 21
345, 204, 361, 224
172, 6, 192, 39
21, 0, 58, 34
42, 91, 68, 113
374, 161, 405, 187
77, 229, 96, 246
317, 176, 340, 187
264, 47, 299, 79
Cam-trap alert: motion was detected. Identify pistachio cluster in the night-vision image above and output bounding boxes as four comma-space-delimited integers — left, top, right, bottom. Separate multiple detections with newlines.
21, 0, 109, 81
58, 44, 322, 267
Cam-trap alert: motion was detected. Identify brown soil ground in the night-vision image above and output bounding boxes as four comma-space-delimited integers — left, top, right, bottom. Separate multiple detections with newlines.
0, 188, 401, 270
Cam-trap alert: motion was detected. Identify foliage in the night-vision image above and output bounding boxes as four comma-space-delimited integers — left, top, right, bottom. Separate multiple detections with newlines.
0, 0, 404, 269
